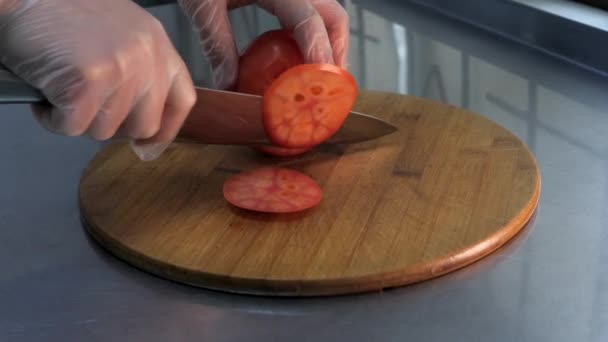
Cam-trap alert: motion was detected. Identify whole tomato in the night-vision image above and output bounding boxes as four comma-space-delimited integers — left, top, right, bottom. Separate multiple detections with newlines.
236, 29, 311, 157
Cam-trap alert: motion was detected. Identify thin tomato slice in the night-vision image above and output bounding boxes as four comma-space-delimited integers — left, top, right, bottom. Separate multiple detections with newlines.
223, 167, 322, 213
262, 64, 357, 149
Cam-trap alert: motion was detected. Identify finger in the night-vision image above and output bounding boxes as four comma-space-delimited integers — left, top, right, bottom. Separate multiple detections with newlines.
258, 0, 334, 64
119, 80, 168, 141
85, 79, 138, 141
31, 84, 103, 136
178, 0, 239, 89
311, 0, 349, 68
131, 62, 197, 161
147, 63, 196, 143
123, 84, 167, 161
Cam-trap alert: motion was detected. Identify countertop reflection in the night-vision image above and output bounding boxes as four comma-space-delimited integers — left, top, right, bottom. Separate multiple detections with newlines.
1, 1, 607, 341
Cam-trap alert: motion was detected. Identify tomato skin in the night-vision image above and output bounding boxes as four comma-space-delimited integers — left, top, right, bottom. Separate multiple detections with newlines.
237, 29, 305, 98
236, 29, 311, 157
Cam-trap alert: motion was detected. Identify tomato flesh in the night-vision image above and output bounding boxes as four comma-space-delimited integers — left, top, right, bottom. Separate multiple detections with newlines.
262, 64, 358, 149
223, 167, 322, 213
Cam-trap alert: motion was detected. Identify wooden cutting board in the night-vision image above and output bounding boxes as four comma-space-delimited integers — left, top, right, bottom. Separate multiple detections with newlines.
79, 91, 540, 296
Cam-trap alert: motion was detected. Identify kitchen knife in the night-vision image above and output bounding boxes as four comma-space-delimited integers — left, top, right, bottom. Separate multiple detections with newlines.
0, 65, 397, 146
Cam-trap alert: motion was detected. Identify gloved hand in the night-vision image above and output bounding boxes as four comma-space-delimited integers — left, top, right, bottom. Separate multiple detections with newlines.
178, 0, 349, 90
0, 0, 197, 161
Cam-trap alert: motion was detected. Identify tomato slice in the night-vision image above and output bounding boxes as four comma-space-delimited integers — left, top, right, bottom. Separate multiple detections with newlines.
223, 167, 322, 213
262, 64, 358, 149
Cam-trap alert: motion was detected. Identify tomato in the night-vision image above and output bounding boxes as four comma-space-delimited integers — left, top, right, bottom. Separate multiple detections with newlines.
262, 64, 358, 148
236, 29, 311, 156
237, 29, 357, 152
237, 29, 304, 96
223, 167, 322, 213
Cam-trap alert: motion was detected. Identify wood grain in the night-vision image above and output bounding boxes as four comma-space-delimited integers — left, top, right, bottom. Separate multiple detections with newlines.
79, 91, 541, 296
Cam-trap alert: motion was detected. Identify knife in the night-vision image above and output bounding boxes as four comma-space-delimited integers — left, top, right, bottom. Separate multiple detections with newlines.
0, 65, 397, 146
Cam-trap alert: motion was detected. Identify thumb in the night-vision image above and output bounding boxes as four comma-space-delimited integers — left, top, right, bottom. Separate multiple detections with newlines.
178, 0, 239, 89
129, 140, 171, 161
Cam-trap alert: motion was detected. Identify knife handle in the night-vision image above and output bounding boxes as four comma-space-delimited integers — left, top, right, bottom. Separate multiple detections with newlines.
0, 64, 45, 104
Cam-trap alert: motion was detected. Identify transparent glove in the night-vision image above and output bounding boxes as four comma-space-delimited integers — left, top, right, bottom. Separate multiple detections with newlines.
178, 0, 349, 90
0, 0, 196, 161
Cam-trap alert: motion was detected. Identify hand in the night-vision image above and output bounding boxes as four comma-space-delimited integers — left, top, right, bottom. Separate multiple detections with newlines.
178, 0, 349, 89
0, 0, 197, 160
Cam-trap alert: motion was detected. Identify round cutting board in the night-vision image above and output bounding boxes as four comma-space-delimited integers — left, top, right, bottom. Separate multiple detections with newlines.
79, 91, 540, 296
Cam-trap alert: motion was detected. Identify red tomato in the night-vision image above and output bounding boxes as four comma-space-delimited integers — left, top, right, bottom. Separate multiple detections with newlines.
262, 64, 358, 148
236, 29, 311, 156
223, 167, 322, 213
237, 29, 304, 96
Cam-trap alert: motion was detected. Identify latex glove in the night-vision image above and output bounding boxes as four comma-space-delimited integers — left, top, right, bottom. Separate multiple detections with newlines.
178, 0, 349, 89
0, 0, 196, 161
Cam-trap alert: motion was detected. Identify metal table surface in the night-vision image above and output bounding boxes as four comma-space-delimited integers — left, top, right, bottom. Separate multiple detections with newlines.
2, 1, 608, 341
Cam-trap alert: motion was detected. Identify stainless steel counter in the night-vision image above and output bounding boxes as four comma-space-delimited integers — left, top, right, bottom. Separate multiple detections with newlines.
2, 1, 608, 341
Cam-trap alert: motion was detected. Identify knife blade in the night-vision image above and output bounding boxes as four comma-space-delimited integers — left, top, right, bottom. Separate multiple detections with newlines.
0, 66, 397, 146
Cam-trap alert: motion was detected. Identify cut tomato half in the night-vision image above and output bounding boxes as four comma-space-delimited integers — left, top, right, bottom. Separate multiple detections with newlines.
262, 64, 358, 148
223, 167, 322, 213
